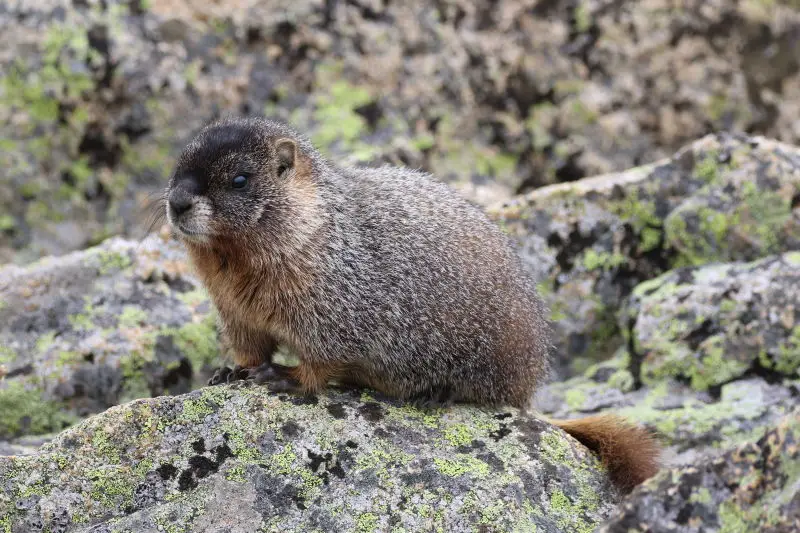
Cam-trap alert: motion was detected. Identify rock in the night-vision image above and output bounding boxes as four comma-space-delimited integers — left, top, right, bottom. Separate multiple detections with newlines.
539, 364, 797, 466
0, 232, 221, 439
3, 1, 800, 264
490, 133, 800, 375
597, 407, 800, 533
626, 253, 800, 392
536, 251, 800, 466
0, 384, 618, 532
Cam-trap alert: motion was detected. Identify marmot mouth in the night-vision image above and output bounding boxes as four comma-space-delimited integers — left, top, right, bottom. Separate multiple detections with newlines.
176, 224, 209, 241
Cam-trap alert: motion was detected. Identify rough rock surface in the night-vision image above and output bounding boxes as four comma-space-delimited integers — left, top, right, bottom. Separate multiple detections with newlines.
537, 253, 800, 466
598, 407, 800, 533
3, 0, 800, 263
627, 253, 800, 392
0, 383, 618, 533
0, 231, 220, 440
491, 133, 800, 374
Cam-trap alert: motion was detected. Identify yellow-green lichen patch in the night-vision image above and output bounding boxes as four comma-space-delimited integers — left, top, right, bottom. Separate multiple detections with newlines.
178, 397, 215, 425
168, 313, 220, 372
608, 189, 663, 254
355, 512, 379, 533
92, 429, 122, 463
95, 249, 133, 275
442, 423, 475, 448
0, 380, 77, 438
548, 488, 596, 533
581, 249, 627, 271
88, 466, 137, 508
771, 326, 800, 376
119, 345, 156, 402
0, 345, 17, 365
119, 306, 148, 328
433, 455, 490, 478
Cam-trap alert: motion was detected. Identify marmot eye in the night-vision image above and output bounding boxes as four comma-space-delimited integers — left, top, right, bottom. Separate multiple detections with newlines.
232, 175, 248, 189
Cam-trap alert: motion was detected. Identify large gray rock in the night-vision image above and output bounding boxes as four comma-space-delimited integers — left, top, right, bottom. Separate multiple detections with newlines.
536, 252, 800, 466
3, 0, 800, 264
0, 232, 220, 440
598, 407, 800, 533
0, 383, 618, 533
626, 253, 800, 392
490, 133, 800, 375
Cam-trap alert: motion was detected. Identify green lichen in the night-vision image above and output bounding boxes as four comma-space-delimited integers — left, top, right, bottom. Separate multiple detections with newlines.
356, 513, 379, 533
0, 215, 14, 231
0, 380, 76, 437
689, 334, 751, 391
608, 369, 635, 392
55, 350, 82, 368
568, 99, 597, 125
92, 429, 122, 463
785, 251, 800, 266
573, 1, 592, 32
96, 249, 132, 275
695, 152, 722, 183
119, 306, 148, 328
433, 455, 490, 478
35, 331, 58, 354
177, 287, 209, 308
225, 464, 247, 482
608, 189, 663, 253
0, 346, 17, 364
120, 345, 155, 402
540, 430, 573, 465
410, 133, 435, 152
718, 500, 750, 533
88, 466, 136, 508
690, 487, 713, 505
310, 72, 379, 162
179, 397, 215, 424
0, 514, 11, 533
565, 389, 587, 410
169, 314, 220, 371
443, 423, 474, 447
548, 489, 595, 533
581, 249, 627, 271
772, 326, 800, 376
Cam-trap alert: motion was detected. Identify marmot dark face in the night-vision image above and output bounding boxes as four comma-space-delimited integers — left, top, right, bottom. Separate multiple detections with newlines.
165, 118, 303, 245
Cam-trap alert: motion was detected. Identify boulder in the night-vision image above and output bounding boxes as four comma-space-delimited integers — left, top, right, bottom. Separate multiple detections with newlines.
536, 252, 800, 465
626, 253, 800, 392
597, 407, 800, 533
490, 133, 800, 374
0, 383, 618, 532
0, 232, 219, 440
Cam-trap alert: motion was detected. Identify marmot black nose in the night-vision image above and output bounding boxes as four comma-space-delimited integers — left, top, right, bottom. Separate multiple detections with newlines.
168, 190, 195, 217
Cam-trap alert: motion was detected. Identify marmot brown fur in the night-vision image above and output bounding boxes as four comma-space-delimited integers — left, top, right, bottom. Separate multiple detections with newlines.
165, 116, 660, 493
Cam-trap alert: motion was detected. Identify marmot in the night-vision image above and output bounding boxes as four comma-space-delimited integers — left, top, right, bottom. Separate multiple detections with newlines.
165, 116, 660, 492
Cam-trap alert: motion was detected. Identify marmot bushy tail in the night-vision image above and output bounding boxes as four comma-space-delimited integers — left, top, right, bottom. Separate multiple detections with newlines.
547, 414, 660, 493
165, 116, 661, 493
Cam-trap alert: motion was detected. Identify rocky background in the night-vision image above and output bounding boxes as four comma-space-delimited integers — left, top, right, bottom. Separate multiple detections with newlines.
1, 1, 799, 532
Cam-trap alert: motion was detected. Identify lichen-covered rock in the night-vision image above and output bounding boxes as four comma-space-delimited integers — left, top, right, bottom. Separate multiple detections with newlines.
626, 252, 800, 391
0, 232, 220, 440
537, 253, 800, 465
3, 0, 800, 264
490, 134, 800, 375
539, 363, 797, 466
597, 407, 800, 533
0, 383, 618, 532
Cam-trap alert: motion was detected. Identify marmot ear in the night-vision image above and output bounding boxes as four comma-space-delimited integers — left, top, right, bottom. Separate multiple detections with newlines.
275, 138, 297, 175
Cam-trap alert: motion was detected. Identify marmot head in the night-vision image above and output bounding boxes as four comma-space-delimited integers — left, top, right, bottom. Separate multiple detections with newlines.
166, 117, 314, 246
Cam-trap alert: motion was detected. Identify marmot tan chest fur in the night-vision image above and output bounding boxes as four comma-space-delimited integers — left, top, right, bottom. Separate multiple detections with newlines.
165, 117, 660, 492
